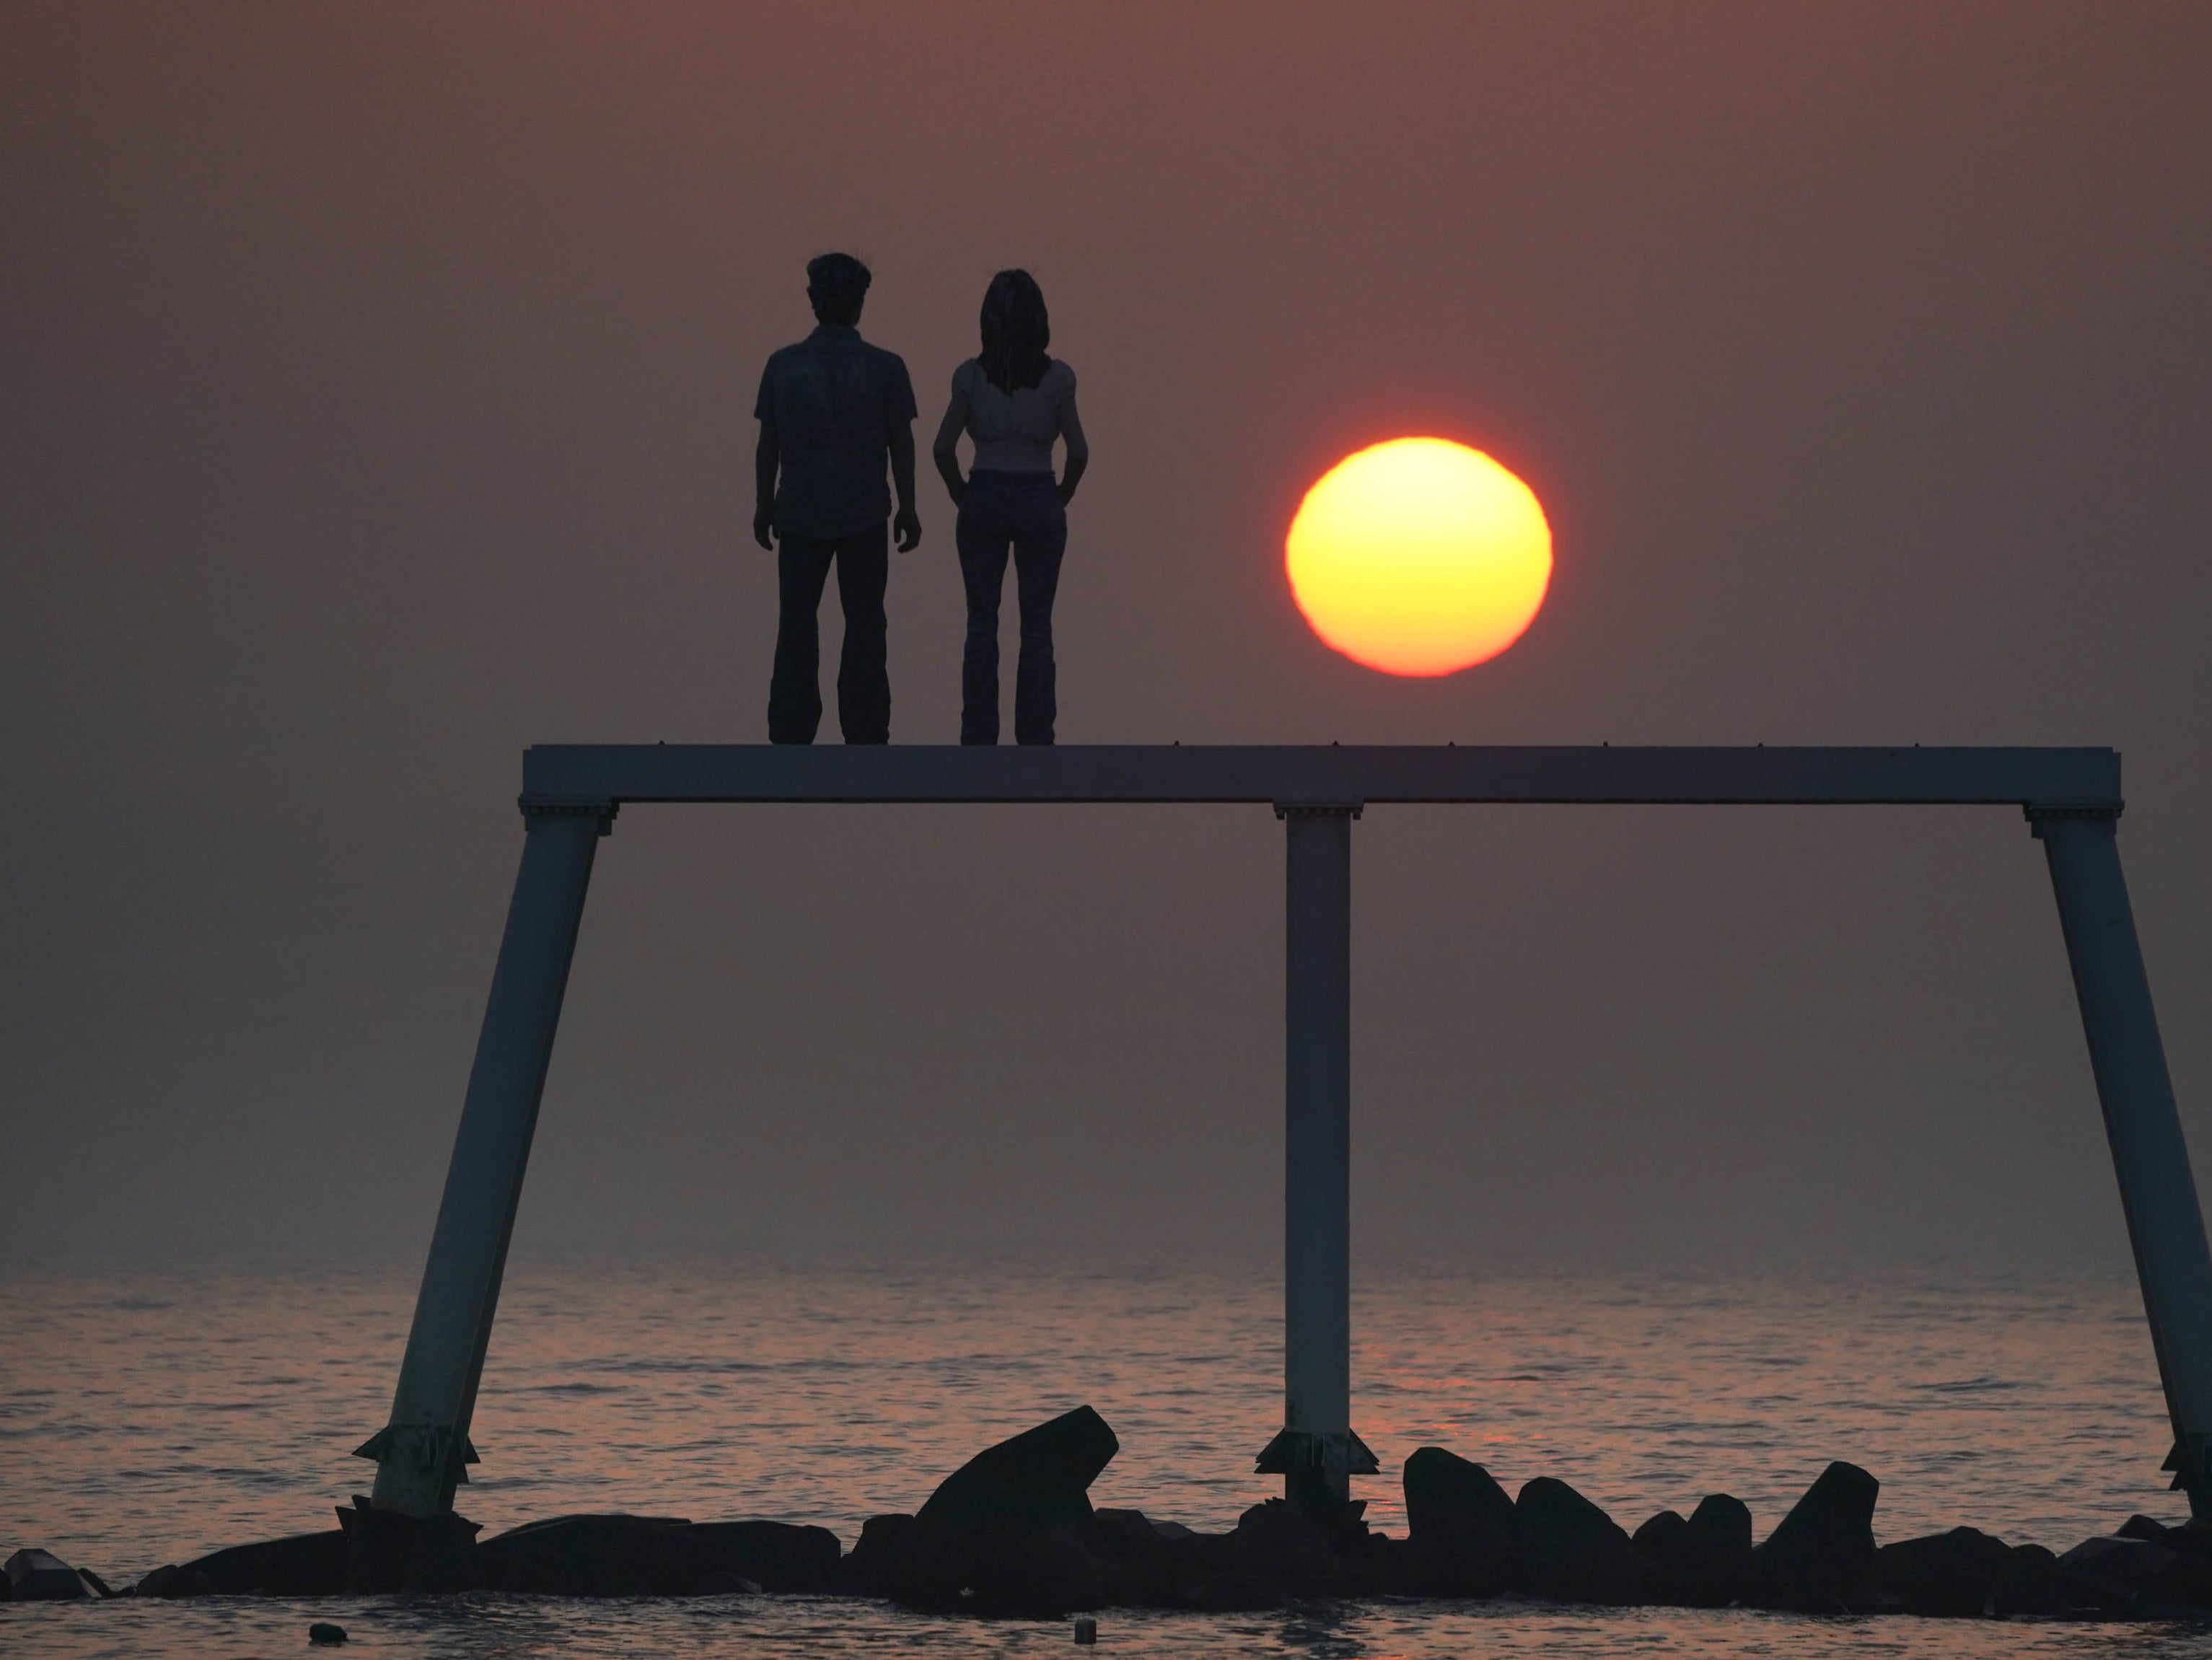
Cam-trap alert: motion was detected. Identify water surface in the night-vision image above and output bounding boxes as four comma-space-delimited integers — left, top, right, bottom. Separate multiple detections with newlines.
5, 1257, 2208, 1657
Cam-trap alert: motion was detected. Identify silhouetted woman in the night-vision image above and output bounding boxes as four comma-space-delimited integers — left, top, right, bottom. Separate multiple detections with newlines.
933, 269, 1089, 745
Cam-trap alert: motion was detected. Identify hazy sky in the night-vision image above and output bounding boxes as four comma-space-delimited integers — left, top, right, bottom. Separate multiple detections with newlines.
6, 4, 2211, 1275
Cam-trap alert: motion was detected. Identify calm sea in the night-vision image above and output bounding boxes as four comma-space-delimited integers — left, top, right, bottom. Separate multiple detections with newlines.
5, 1256, 2211, 1658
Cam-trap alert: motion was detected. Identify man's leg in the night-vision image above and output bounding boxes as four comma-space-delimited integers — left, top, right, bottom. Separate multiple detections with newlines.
832, 523, 892, 745
768, 535, 835, 744
1010, 487, 1068, 746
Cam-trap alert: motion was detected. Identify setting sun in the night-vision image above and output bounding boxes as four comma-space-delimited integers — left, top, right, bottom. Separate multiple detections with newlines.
1286, 438, 1552, 677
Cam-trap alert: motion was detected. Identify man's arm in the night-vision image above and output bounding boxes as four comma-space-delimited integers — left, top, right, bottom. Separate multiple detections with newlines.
890, 423, 921, 552
752, 421, 780, 550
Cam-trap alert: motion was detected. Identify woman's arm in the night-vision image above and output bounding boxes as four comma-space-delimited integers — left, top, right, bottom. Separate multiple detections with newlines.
931, 376, 971, 506
1056, 387, 1089, 506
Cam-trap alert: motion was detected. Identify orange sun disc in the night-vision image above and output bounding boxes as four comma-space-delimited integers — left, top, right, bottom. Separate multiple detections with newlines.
1286, 437, 1552, 677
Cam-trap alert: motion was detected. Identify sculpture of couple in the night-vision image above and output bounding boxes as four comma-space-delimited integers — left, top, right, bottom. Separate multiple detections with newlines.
752, 252, 1089, 747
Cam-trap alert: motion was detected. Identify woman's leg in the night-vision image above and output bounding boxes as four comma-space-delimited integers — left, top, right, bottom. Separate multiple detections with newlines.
1009, 483, 1069, 745
955, 486, 1012, 745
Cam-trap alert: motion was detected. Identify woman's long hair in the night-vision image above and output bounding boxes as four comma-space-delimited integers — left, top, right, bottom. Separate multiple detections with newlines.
978, 269, 1051, 394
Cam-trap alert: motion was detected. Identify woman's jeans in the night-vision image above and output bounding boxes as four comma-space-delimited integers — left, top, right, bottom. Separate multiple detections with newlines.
956, 470, 1067, 745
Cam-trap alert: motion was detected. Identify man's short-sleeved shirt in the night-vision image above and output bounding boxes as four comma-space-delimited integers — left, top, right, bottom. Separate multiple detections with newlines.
754, 325, 918, 540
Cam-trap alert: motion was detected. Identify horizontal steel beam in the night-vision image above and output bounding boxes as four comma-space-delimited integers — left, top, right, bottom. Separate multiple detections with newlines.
520, 745, 2120, 809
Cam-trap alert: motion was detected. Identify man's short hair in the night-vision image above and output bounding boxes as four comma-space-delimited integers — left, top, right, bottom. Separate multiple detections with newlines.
807, 252, 872, 326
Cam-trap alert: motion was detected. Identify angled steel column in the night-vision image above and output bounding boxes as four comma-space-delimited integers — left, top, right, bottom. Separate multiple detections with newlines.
2035, 806, 2212, 1520
359, 798, 614, 1517
1258, 800, 1376, 1516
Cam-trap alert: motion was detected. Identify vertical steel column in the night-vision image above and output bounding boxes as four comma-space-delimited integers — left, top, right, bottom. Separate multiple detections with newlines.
358, 799, 614, 1518
1257, 801, 1375, 1516
2035, 806, 2212, 1519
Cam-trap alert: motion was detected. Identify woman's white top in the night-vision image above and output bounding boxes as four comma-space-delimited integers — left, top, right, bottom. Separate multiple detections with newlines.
951, 357, 1078, 474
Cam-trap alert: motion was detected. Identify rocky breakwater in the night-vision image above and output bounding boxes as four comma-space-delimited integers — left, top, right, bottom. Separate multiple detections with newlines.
840, 1424, 2212, 1620
1379, 1444, 2212, 1621
128, 1509, 839, 1599
20, 1408, 2212, 1622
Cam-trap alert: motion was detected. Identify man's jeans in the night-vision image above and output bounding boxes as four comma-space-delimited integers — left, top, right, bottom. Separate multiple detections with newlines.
956, 471, 1066, 745
768, 523, 890, 745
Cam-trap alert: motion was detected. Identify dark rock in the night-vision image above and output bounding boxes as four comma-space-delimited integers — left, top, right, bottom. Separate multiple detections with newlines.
2162, 1522, 2212, 1582
1404, 1448, 1517, 1548
1991, 1543, 2076, 1617
877, 1405, 1121, 1614
308, 1622, 348, 1646
1393, 1535, 1512, 1599
1230, 1498, 1353, 1598
1633, 1509, 1746, 1605
5, 1548, 92, 1601
841, 1514, 918, 1597
872, 1509, 1105, 1617
1079, 1509, 1189, 1607
2059, 1534, 2172, 1597
956, 1519, 1109, 1617
1633, 1509, 1685, 1544
141, 1530, 348, 1597
2057, 1533, 2212, 1612
2068, 1537, 2205, 1617
477, 1514, 763, 1597
1671, 1493, 1755, 1604
1078, 1511, 1307, 1612
2109, 1516, 2212, 1581
1071, 1505, 1369, 1613
337, 1499, 481, 1593
1633, 1511, 1689, 1559
1688, 1493, 1752, 1560
1084, 1509, 1168, 1556
1747, 1462, 1878, 1612
1155, 1526, 1280, 1612
1516, 1477, 1651, 1604
1299, 1495, 1374, 1560
915, 1405, 1119, 1540
1873, 1527, 2013, 1617
686, 1521, 841, 1593
1398, 1448, 1516, 1596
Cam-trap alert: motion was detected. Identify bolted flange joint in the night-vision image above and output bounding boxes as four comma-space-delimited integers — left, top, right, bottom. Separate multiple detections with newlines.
2164, 1430, 2212, 1506
518, 794, 618, 836
1274, 799, 1364, 821
2024, 800, 2122, 840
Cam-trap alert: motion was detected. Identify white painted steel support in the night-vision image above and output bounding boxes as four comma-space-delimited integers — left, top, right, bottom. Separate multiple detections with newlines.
2036, 807, 2212, 1520
359, 800, 613, 1516
1258, 802, 1376, 1513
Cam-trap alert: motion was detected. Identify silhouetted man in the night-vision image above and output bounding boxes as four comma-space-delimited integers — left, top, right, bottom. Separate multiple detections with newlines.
753, 252, 922, 744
